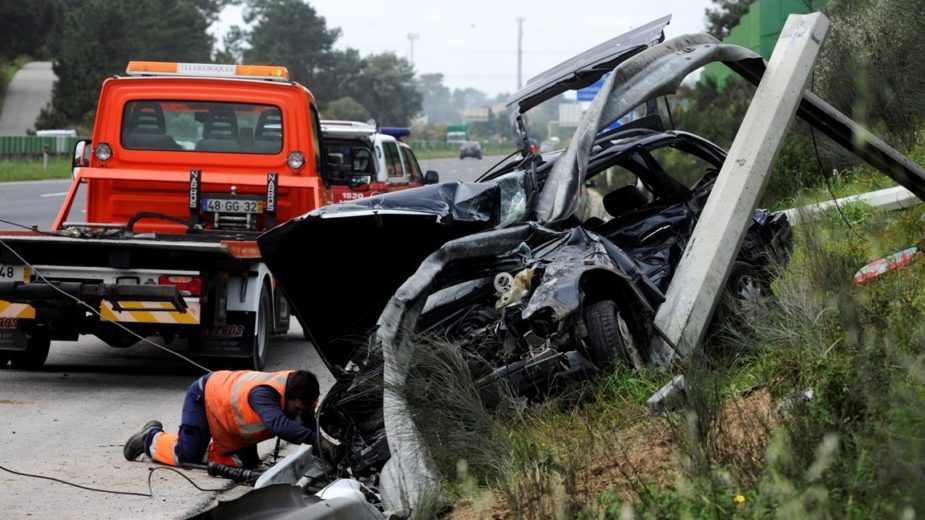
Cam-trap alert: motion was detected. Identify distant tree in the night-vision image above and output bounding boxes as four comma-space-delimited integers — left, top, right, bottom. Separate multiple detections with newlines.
348, 53, 421, 126
451, 88, 488, 111
675, 75, 754, 150
323, 96, 371, 122
213, 25, 248, 63
310, 48, 366, 105
704, 0, 757, 39
0, 0, 57, 60
417, 73, 458, 125
192, 0, 237, 24
242, 0, 340, 87
36, 0, 214, 129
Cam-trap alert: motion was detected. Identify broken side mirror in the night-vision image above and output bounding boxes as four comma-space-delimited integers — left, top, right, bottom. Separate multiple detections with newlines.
424, 171, 439, 184
352, 148, 372, 173
349, 175, 373, 190
71, 139, 91, 179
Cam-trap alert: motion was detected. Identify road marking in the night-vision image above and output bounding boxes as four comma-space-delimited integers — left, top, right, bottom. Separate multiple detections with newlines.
40, 192, 68, 198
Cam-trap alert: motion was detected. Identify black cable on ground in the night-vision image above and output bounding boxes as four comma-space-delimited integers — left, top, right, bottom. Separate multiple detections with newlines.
0, 463, 255, 498
0, 462, 151, 497
808, 71, 864, 241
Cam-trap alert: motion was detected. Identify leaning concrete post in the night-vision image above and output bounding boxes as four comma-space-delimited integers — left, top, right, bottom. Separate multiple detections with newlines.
650, 13, 830, 366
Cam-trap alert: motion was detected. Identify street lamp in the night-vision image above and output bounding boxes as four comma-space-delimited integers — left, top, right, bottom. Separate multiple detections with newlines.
407, 33, 419, 66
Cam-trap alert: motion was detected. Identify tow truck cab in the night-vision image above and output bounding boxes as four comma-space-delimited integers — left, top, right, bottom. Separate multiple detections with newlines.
321, 120, 439, 203
67, 61, 329, 234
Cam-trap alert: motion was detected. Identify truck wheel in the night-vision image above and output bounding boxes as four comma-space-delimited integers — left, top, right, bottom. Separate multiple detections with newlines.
249, 283, 272, 371
583, 300, 631, 369
0, 349, 9, 368
9, 330, 51, 369
273, 287, 291, 335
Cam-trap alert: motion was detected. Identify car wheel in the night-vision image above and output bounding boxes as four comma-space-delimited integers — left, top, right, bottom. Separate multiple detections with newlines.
583, 300, 633, 369
726, 261, 764, 303
249, 283, 272, 371
9, 329, 51, 369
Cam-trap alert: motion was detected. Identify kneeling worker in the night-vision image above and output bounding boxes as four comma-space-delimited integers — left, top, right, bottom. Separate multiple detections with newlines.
123, 370, 320, 468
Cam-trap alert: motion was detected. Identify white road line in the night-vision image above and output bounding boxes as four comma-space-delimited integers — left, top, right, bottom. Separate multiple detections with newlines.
40, 192, 68, 198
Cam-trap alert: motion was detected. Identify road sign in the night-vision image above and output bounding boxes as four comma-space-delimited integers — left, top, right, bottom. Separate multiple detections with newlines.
576, 78, 604, 102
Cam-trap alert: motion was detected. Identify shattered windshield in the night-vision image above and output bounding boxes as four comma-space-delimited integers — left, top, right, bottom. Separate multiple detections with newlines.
497, 172, 528, 228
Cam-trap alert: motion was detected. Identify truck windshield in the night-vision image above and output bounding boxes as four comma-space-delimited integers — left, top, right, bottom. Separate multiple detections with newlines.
121, 101, 283, 154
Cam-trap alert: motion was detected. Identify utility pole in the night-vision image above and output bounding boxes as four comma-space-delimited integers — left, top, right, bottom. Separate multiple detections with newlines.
516, 17, 525, 90
407, 33, 419, 66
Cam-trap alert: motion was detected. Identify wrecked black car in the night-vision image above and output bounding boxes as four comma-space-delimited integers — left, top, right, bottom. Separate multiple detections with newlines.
248, 13, 925, 518
260, 15, 790, 398
256, 16, 790, 516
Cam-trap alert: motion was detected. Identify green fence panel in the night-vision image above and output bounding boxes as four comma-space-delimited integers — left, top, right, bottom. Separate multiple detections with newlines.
0, 136, 81, 157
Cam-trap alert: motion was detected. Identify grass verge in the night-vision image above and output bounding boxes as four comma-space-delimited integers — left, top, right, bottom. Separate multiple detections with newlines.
0, 157, 72, 182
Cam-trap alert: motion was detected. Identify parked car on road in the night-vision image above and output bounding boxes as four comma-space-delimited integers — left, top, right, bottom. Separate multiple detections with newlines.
321, 120, 439, 203
458, 140, 482, 159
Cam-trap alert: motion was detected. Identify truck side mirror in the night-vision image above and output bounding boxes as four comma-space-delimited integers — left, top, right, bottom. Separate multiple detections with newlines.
72, 139, 91, 179
424, 171, 439, 184
349, 175, 373, 190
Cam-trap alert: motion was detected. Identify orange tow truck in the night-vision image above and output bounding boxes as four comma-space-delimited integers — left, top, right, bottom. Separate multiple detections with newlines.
0, 61, 330, 370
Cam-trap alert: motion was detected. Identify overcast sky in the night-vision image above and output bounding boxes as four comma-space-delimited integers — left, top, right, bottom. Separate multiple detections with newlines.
213, 1, 715, 98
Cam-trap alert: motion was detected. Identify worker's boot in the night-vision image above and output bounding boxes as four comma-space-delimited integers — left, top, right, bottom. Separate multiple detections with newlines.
123, 420, 163, 461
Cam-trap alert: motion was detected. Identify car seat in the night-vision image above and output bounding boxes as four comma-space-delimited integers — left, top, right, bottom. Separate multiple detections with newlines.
196, 106, 239, 152
253, 109, 282, 153
123, 102, 181, 150
603, 185, 649, 219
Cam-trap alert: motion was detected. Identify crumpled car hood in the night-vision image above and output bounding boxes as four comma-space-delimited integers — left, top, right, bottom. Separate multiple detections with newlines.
258, 181, 503, 371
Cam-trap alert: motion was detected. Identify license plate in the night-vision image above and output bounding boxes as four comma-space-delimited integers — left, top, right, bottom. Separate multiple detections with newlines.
0, 264, 29, 282
203, 198, 264, 214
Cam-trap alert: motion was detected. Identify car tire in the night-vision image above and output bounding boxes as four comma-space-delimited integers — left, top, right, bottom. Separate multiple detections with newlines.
583, 300, 632, 369
9, 329, 51, 369
726, 261, 764, 303
248, 283, 272, 371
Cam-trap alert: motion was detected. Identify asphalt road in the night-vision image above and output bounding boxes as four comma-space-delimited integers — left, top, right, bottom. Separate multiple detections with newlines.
0, 154, 505, 519
0, 62, 55, 135
0, 322, 335, 520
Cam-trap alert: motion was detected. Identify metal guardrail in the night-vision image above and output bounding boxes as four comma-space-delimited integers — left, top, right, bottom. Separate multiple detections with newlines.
0, 136, 81, 156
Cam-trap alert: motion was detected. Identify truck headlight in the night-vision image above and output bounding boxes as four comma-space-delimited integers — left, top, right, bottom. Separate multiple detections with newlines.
287, 151, 305, 171
94, 142, 113, 162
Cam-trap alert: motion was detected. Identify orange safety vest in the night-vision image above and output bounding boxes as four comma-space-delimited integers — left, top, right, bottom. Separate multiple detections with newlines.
204, 370, 293, 455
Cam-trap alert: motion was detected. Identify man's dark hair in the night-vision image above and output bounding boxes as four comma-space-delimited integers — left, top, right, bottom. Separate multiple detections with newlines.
286, 370, 320, 405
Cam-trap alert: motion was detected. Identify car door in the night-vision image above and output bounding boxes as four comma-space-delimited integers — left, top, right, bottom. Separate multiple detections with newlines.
401, 145, 425, 187
382, 140, 411, 193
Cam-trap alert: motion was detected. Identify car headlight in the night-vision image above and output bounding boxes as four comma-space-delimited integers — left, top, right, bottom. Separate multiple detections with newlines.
94, 142, 112, 162
287, 151, 305, 171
